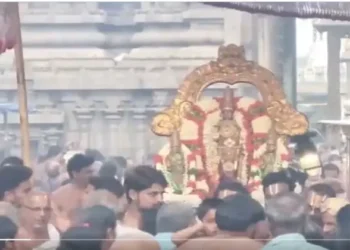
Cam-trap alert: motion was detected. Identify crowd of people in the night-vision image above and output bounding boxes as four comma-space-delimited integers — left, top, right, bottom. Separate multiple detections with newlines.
0, 146, 348, 250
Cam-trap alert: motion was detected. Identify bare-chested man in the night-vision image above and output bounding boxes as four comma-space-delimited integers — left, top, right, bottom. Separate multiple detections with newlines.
123, 165, 167, 235
51, 154, 94, 226
0, 165, 32, 207
82, 183, 160, 250
16, 191, 60, 250
178, 194, 263, 250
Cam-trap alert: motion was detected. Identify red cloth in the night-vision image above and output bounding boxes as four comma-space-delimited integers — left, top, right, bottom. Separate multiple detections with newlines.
0, 3, 17, 55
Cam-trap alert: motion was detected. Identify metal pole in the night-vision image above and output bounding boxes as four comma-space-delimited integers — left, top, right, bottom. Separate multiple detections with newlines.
12, 3, 31, 166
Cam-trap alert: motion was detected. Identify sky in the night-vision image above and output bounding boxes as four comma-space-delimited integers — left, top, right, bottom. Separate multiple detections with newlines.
296, 19, 314, 58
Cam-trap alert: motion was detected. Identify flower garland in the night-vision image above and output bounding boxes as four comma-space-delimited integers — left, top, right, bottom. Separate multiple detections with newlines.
154, 143, 205, 195
154, 96, 291, 195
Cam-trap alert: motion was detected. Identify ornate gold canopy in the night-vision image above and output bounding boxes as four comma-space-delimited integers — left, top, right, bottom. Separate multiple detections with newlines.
151, 44, 308, 138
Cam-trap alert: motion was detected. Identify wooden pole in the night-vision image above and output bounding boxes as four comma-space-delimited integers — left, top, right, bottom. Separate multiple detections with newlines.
12, 3, 31, 166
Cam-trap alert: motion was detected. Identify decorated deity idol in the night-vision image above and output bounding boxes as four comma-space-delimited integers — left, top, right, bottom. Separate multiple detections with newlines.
213, 87, 245, 182
154, 130, 208, 198
261, 126, 279, 175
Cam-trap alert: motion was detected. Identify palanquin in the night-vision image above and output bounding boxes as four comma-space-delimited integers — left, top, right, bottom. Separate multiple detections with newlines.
152, 44, 309, 200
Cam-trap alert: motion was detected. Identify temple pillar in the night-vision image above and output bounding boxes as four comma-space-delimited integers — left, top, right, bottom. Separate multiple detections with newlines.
74, 109, 93, 149
257, 16, 280, 77
132, 112, 147, 164
103, 109, 122, 157
327, 31, 341, 120
43, 128, 63, 147
91, 105, 105, 151
62, 103, 80, 144
280, 18, 297, 107
347, 62, 350, 99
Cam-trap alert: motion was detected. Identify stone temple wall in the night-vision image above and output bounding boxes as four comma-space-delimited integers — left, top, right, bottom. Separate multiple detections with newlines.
0, 2, 257, 163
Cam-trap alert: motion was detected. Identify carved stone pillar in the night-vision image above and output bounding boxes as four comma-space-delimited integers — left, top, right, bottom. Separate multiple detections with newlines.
43, 128, 63, 147
74, 109, 93, 149
257, 16, 280, 77
91, 105, 105, 152
62, 102, 80, 144
327, 31, 341, 120
133, 112, 147, 164
103, 109, 122, 156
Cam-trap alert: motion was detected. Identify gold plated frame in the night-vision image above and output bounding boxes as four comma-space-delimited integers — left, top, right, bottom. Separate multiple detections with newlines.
151, 44, 308, 137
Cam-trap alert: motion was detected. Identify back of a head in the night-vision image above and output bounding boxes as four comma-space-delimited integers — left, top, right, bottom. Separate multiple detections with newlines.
75, 205, 116, 231
98, 161, 118, 178
323, 163, 339, 173
215, 194, 265, 232
0, 215, 17, 250
284, 166, 308, 187
85, 149, 105, 162
90, 176, 124, 198
214, 179, 249, 198
303, 216, 324, 240
113, 156, 127, 168
336, 204, 350, 236
265, 192, 306, 234
57, 226, 105, 250
0, 156, 23, 168
308, 183, 336, 198
303, 216, 326, 248
262, 171, 295, 191
83, 189, 122, 218
0, 166, 32, 200
124, 165, 167, 198
156, 202, 196, 233
197, 198, 223, 220
67, 154, 94, 178
336, 205, 350, 250
46, 145, 62, 159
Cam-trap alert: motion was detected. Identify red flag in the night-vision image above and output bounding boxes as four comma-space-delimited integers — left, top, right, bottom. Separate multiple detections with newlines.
0, 3, 17, 54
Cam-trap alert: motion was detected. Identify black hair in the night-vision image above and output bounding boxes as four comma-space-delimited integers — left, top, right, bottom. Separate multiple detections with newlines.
336, 204, 350, 250
216, 194, 265, 232
214, 179, 249, 198
303, 216, 325, 248
90, 176, 124, 198
323, 163, 340, 174
75, 205, 116, 231
0, 166, 32, 200
196, 198, 223, 220
57, 226, 105, 250
0, 156, 23, 168
124, 165, 167, 201
113, 156, 127, 168
98, 161, 117, 178
67, 154, 94, 179
46, 145, 62, 159
328, 154, 342, 163
262, 171, 296, 192
85, 149, 105, 162
284, 166, 308, 187
0, 216, 17, 250
308, 183, 336, 198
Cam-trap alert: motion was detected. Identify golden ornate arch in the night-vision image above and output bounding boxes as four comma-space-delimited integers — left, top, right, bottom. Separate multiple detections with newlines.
151, 44, 308, 137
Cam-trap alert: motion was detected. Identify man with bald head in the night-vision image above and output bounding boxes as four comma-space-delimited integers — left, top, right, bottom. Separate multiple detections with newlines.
16, 191, 60, 250
36, 161, 62, 193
